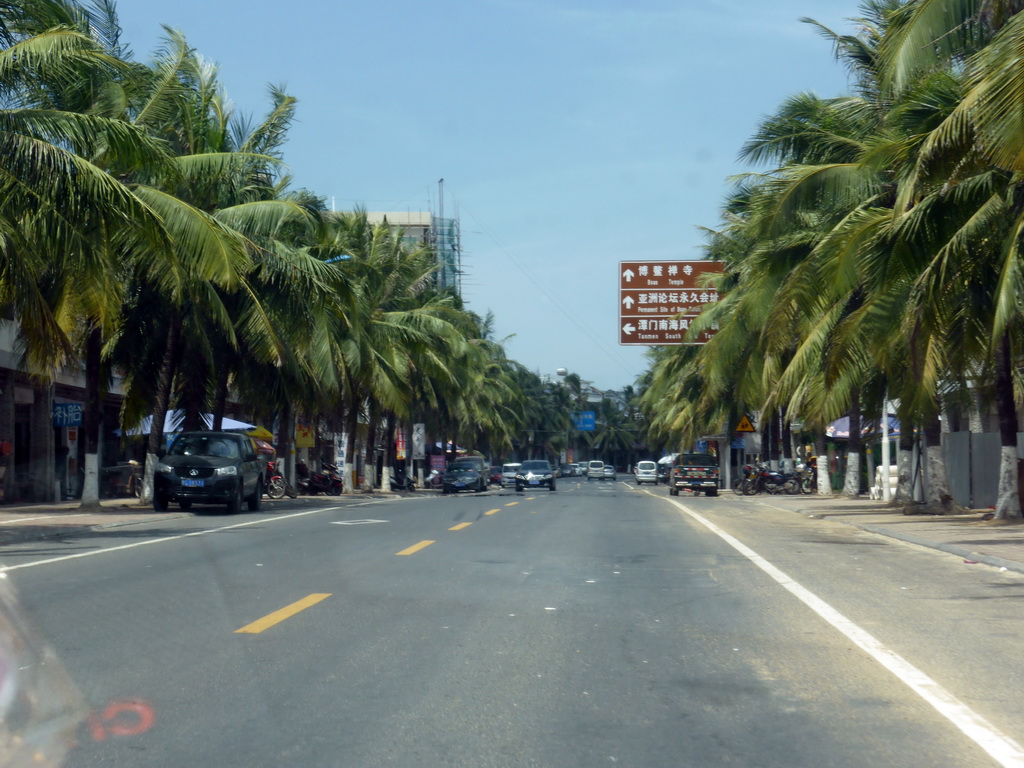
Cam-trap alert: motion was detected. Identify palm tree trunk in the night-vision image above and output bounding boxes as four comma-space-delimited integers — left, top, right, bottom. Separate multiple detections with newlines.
142, 316, 181, 504
843, 391, 862, 498
382, 412, 396, 491
79, 325, 103, 510
815, 433, 831, 496
994, 332, 1021, 519
365, 405, 380, 491
211, 364, 230, 432
343, 400, 359, 495
279, 399, 294, 490
893, 426, 916, 505
922, 409, 956, 512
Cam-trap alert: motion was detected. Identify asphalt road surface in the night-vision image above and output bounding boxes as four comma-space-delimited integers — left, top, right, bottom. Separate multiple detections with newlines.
3, 479, 1023, 768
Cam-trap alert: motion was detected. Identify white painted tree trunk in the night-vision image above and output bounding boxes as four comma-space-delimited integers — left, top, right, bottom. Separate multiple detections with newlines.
995, 446, 1021, 520
141, 453, 158, 504
925, 443, 953, 507
381, 465, 391, 492
80, 452, 100, 507
969, 388, 985, 434
842, 451, 860, 497
816, 455, 831, 496
893, 448, 914, 504
343, 461, 355, 494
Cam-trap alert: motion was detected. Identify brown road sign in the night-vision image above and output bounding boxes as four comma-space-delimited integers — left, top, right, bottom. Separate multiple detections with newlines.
619, 260, 724, 346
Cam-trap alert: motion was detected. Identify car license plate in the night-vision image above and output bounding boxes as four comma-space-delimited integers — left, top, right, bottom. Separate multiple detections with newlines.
529, 480, 539, 485
455, 483, 465, 488
182, 478, 204, 487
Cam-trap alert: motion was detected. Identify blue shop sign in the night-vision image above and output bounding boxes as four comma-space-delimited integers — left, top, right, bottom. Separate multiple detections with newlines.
53, 402, 84, 427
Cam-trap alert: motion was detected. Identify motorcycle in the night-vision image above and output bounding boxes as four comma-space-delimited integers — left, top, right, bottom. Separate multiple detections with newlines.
296, 461, 344, 495
793, 462, 816, 494
265, 460, 287, 499
758, 463, 789, 495
425, 469, 444, 488
388, 468, 416, 492
732, 464, 760, 495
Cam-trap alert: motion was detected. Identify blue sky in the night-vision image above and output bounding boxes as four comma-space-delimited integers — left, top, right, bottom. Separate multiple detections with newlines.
116, 0, 856, 391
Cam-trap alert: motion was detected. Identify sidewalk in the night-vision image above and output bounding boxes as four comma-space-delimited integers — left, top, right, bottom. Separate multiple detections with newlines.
744, 492, 1024, 575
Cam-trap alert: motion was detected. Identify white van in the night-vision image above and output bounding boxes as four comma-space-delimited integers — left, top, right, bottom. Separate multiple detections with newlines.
634, 460, 658, 485
587, 460, 606, 481
500, 463, 521, 487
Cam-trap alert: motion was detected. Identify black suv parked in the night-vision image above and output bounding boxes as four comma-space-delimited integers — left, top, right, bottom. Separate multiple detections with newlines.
154, 431, 264, 513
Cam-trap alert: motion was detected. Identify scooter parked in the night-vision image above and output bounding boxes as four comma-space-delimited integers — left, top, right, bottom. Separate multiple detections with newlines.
388, 467, 416, 492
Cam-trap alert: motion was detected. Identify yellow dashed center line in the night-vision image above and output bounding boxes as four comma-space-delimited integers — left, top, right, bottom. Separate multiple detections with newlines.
485, 508, 500, 516
449, 522, 473, 531
504, 502, 519, 507
234, 593, 331, 634
396, 540, 435, 556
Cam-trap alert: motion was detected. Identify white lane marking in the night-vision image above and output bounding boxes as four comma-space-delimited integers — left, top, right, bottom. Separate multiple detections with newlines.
662, 495, 1024, 768
330, 519, 389, 525
0, 503, 388, 573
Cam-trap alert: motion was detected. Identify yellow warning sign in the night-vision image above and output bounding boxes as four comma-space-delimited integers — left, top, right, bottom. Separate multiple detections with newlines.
735, 415, 757, 433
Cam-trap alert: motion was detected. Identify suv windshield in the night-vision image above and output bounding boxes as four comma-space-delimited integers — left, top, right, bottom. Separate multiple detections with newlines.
520, 460, 550, 471
169, 435, 240, 459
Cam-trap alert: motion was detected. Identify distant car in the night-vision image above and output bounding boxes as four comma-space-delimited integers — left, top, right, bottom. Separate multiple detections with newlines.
634, 460, 658, 485
515, 459, 556, 492
443, 457, 488, 494
603, 464, 616, 480
586, 460, 606, 481
560, 464, 574, 478
154, 431, 264, 513
501, 462, 521, 487
489, 466, 503, 485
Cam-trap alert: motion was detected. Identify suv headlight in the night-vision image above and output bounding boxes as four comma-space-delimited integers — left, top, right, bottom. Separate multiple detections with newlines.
214, 466, 238, 476
157, 463, 173, 474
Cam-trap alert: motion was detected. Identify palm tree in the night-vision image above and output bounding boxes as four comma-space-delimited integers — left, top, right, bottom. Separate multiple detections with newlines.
2, 0, 175, 506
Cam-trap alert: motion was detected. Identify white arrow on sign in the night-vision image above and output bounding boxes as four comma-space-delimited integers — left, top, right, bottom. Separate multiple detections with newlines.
622, 268, 635, 282
622, 295, 635, 309
622, 323, 636, 335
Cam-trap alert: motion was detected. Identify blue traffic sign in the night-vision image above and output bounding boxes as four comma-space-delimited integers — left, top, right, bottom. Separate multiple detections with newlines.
573, 411, 596, 431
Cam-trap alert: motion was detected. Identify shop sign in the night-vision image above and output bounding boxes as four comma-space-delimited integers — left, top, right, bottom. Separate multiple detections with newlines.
53, 402, 83, 427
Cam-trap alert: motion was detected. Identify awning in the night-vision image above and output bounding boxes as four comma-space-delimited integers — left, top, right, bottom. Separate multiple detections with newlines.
119, 411, 257, 436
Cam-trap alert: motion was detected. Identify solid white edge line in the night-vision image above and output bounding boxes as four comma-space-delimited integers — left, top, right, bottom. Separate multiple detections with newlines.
662, 494, 1024, 768
0, 502, 388, 573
